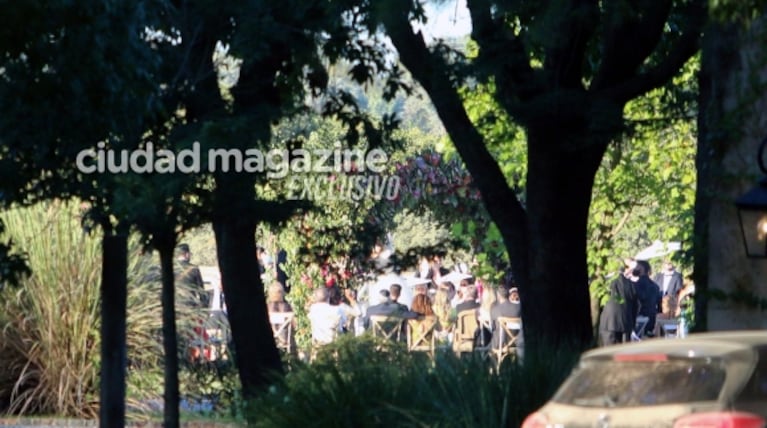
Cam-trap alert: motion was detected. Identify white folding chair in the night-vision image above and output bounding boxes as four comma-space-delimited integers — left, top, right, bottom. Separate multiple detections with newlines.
634, 315, 649, 339
658, 318, 681, 339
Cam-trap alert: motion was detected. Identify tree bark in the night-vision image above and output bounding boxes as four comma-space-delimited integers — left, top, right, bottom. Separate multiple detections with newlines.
99, 233, 127, 428
159, 242, 180, 428
522, 128, 608, 352
694, 21, 739, 332
213, 212, 282, 401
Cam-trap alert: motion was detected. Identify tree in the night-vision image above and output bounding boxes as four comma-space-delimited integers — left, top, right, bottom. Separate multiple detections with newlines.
366, 0, 706, 353
0, 2, 163, 425
154, 0, 403, 405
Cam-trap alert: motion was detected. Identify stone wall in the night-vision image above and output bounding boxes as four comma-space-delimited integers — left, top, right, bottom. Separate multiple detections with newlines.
707, 19, 767, 330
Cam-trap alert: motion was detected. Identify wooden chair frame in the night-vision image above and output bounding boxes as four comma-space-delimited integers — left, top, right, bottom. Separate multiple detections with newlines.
453, 310, 479, 356
369, 315, 404, 342
492, 316, 522, 370
407, 316, 437, 357
270, 312, 295, 354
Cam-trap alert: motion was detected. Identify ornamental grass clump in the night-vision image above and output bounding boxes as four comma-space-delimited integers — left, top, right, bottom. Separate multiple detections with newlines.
0, 201, 202, 418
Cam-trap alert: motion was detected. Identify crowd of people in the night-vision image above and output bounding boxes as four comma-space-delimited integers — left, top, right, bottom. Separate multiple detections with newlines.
266, 256, 524, 362
174, 241, 694, 362
598, 258, 694, 346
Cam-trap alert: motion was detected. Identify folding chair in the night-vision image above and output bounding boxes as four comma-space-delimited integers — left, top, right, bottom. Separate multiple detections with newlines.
407, 316, 437, 357
492, 316, 522, 370
369, 315, 404, 342
452, 310, 480, 357
634, 315, 649, 339
270, 312, 295, 353
657, 318, 680, 339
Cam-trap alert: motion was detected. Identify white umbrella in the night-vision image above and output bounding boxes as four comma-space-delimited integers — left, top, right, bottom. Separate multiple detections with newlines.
406, 276, 432, 287
438, 271, 473, 286
635, 241, 681, 260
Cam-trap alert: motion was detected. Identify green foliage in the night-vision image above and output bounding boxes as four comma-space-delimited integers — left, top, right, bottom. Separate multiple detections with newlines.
0, 201, 208, 417
460, 78, 527, 191
391, 209, 451, 254
709, 0, 767, 24
247, 335, 579, 428
588, 57, 698, 303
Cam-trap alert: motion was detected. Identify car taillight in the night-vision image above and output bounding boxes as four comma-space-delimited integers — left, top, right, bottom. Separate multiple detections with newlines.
521, 411, 553, 428
674, 412, 766, 428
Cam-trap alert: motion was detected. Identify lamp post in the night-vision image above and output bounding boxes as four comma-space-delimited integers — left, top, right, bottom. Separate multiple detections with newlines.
735, 137, 767, 258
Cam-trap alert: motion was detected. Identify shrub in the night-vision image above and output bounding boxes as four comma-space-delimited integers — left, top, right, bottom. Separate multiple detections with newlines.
247, 335, 579, 428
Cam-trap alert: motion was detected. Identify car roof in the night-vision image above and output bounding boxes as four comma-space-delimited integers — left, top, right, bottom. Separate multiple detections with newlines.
582, 330, 767, 360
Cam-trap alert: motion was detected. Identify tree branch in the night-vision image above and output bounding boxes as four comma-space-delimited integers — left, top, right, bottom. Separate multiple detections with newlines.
592, 0, 674, 90
467, 0, 539, 101
543, 0, 599, 89
597, 0, 704, 104
379, 1, 529, 271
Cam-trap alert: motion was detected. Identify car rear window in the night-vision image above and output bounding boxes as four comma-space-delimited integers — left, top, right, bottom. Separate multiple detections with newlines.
553, 357, 726, 407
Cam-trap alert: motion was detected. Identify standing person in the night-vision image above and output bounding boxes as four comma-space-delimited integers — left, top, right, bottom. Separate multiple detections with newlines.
426, 254, 450, 288
599, 262, 638, 346
175, 243, 209, 361
275, 249, 290, 293
634, 260, 660, 337
653, 259, 683, 307
175, 243, 208, 309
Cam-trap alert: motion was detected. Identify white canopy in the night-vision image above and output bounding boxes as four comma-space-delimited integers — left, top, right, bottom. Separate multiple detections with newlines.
635, 241, 681, 260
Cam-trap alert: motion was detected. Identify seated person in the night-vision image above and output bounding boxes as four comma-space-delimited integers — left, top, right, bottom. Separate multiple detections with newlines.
365, 289, 418, 329
411, 293, 435, 317
455, 285, 480, 314
267, 282, 293, 314
308, 287, 344, 345
490, 287, 523, 350
267, 281, 295, 331
389, 283, 410, 312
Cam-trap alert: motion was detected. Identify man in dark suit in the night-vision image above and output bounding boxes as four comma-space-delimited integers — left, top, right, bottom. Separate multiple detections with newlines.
389, 283, 409, 312
599, 262, 638, 346
455, 285, 480, 314
490, 287, 523, 348
653, 260, 683, 307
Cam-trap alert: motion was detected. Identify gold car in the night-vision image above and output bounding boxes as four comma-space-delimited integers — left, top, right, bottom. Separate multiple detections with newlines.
523, 331, 767, 428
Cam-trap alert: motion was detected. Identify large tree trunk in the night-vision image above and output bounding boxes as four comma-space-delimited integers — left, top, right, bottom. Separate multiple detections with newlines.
159, 242, 180, 428
99, 233, 127, 428
213, 212, 282, 401
521, 128, 607, 353
694, 21, 739, 332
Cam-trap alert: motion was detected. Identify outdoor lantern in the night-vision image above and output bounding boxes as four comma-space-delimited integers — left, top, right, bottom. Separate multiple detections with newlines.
735, 137, 767, 258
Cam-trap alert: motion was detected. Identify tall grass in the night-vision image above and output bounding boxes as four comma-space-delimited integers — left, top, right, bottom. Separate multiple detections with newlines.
248, 335, 579, 428
0, 201, 203, 418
